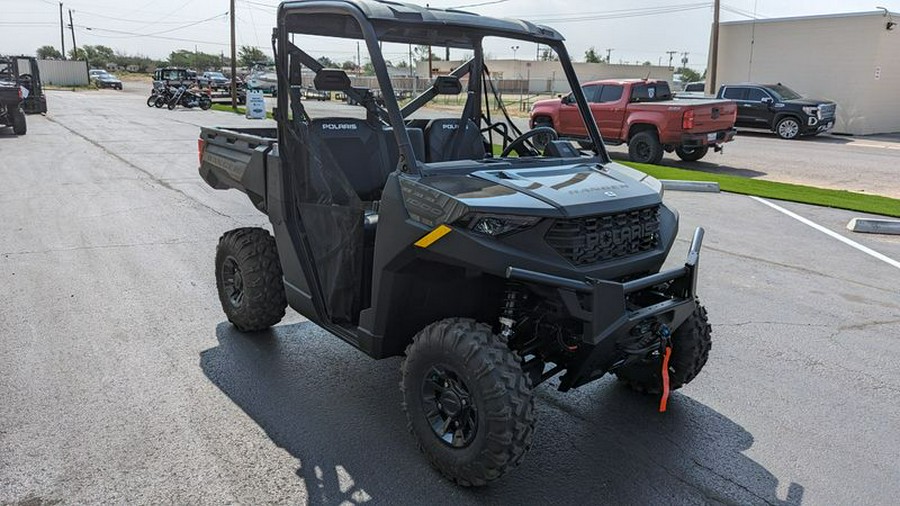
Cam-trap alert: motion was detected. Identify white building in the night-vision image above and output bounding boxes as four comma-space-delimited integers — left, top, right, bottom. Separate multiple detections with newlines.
711, 11, 900, 135
417, 59, 673, 94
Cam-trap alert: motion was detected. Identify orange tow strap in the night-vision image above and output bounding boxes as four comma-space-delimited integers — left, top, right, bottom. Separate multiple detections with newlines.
659, 346, 672, 412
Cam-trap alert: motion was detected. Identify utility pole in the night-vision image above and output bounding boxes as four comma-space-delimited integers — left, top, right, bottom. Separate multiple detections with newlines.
428, 46, 433, 80
681, 52, 689, 68
605, 48, 613, 63
68, 10, 80, 60
666, 50, 677, 69
230, 0, 237, 110
709, 0, 721, 94
59, 2, 66, 59
445, 46, 449, 61
357, 41, 362, 76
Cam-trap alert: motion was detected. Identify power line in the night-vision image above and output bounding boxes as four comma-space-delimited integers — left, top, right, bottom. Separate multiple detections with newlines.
76, 13, 228, 40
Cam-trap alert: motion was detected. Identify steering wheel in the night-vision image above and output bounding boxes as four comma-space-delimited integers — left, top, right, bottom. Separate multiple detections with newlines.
18, 73, 33, 91
500, 126, 558, 158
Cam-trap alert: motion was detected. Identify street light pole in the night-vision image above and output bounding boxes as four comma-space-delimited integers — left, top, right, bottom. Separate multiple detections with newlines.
709, 0, 720, 93
230, 0, 237, 110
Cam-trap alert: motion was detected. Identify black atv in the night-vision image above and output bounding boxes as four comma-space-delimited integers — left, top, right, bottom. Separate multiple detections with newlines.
0, 55, 47, 115
0, 59, 26, 135
198, 0, 711, 486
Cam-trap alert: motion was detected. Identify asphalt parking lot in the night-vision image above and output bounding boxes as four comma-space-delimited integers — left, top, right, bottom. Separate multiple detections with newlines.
1, 89, 899, 505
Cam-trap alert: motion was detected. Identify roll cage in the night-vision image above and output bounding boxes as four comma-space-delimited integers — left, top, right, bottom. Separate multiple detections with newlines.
272, 0, 611, 172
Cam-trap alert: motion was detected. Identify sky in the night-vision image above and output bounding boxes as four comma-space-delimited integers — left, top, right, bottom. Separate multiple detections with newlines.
1, 0, 897, 70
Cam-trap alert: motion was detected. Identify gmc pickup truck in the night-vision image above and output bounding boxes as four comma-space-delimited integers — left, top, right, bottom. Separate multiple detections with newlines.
531, 79, 737, 163
717, 83, 836, 140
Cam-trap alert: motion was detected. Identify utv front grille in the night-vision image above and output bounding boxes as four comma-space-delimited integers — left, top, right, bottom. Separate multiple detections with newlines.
545, 206, 661, 265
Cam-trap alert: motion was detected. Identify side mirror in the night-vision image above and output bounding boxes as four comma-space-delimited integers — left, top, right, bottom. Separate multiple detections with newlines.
433, 75, 462, 95
314, 69, 351, 91
289, 55, 303, 86
761, 96, 774, 104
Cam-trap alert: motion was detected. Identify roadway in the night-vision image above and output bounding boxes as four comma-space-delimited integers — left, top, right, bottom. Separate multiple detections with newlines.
1, 89, 899, 504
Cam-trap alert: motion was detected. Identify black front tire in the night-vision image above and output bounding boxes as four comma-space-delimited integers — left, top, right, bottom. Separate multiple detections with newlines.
401, 318, 535, 487
215, 228, 287, 332
12, 108, 26, 135
615, 304, 712, 394
675, 145, 709, 162
775, 116, 801, 140
628, 130, 664, 164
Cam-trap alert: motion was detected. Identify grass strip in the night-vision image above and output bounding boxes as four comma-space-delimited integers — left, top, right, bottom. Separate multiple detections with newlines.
623, 161, 900, 218
210, 103, 274, 119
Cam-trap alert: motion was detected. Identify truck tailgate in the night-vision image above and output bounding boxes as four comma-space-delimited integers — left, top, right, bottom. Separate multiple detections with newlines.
687, 100, 737, 132
198, 126, 277, 211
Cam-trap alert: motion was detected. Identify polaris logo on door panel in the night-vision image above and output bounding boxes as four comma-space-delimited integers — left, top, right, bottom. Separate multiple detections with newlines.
321, 123, 358, 130
442, 124, 459, 130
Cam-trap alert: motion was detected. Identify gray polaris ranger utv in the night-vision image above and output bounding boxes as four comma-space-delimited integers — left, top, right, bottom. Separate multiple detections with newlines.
198, 0, 711, 486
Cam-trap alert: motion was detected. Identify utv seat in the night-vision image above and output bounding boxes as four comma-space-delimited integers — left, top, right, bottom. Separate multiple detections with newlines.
424, 118, 486, 162
308, 118, 394, 202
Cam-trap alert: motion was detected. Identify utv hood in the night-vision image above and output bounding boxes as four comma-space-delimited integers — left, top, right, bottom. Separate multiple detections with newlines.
423, 161, 662, 217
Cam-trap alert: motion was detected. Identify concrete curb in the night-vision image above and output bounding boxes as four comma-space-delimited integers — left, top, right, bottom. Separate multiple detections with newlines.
660, 180, 720, 193
846, 218, 900, 235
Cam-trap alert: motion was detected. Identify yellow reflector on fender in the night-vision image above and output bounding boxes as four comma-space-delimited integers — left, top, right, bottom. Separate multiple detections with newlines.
414, 224, 452, 248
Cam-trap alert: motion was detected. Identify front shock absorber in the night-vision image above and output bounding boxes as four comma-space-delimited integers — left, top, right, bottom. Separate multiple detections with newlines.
498, 283, 525, 342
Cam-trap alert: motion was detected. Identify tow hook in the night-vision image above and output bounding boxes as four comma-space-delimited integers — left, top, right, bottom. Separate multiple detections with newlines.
713, 144, 724, 154
657, 323, 673, 413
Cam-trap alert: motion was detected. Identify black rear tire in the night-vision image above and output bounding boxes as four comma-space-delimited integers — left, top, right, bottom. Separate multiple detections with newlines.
12, 108, 26, 135
215, 228, 287, 332
401, 318, 535, 487
615, 304, 712, 394
674, 145, 709, 162
199, 96, 212, 110
628, 130, 664, 164
147, 95, 157, 107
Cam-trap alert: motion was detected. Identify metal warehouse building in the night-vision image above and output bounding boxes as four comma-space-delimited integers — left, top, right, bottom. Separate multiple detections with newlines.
710, 11, 899, 135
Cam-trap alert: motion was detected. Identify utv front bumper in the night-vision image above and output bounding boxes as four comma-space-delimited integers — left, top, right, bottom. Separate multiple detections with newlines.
507, 227, 705, 391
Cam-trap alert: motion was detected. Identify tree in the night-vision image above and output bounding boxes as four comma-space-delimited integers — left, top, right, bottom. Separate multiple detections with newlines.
677, 66, 702, 83
584, 47, 601, 64
238, 45, 267, 67
317, 56, 337, 68
395, 59, 409, 69
36, 46, 62, 60
539, 48, 558, 62
412, 45, 441, 63
340, 60, 357, 71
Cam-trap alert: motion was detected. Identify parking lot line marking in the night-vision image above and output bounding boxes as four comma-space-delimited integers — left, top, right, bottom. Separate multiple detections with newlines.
750, 196, 900, 271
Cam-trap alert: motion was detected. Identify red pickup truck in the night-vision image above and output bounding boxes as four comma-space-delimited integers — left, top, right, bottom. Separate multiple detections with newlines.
530, 79, 737, 163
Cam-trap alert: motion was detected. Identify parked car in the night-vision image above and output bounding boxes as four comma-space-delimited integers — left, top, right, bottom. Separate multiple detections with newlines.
198, 71, 230, 90
153, 67, 193, 87
683, 82, 706, 93
95, 72, 123, 90
717, 83, 836, 140
531, 79, 737, 163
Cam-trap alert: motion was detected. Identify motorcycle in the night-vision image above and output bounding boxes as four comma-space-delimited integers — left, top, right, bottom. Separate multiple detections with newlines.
153, 86, 177, 108
167, 85, 211, 110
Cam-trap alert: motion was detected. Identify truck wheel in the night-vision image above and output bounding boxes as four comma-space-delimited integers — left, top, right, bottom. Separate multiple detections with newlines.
12, 108, 26, 135
674, 145, 708, 162
401, 318, 536, 487
775, 117, 801, 140
215, 228, 287, 332
628, 131, 664, 164
615, 304, 712, 395
531, 117, 554, 151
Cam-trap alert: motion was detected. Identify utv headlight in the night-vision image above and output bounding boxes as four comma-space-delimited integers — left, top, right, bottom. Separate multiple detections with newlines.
802, 106, 819, 118
458, 213, 541, 237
